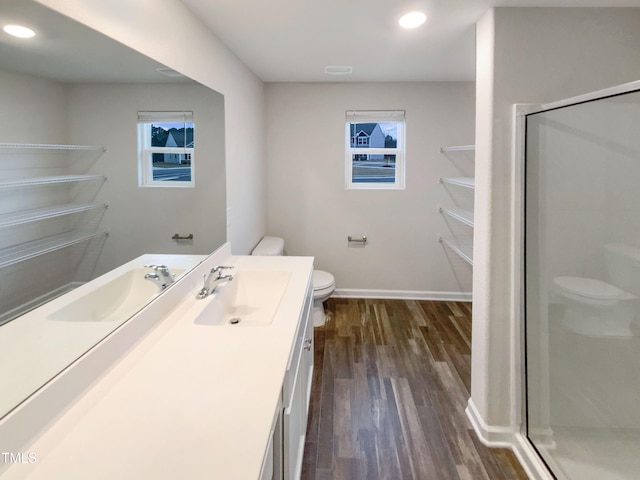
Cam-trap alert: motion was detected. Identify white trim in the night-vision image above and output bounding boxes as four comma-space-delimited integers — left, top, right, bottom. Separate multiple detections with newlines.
145, 147, 195, 155
508, 104, 558, 480
137, 111, 193, 122
332, 288, 471, 302
465, 398, 514, 447
512, 103, 533, 440
528, 79, 640, 115
345, 110, 405, 122
349, 147, 400, 156
466, 398, 555, 480
509, 103, 556, 480
512, 433, 557, 480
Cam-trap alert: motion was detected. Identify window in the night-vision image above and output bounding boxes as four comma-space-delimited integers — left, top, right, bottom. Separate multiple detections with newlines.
345, 110, 405, 189
137, 111, 194, 187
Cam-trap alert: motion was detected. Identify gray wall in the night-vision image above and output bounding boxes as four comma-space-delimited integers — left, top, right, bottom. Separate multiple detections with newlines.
265, 82, 475, 296
0, 69, 67, 144
67, 82, 226, 275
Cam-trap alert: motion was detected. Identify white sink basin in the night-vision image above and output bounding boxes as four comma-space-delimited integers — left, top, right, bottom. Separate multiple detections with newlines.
194, 270, 291, 326
48, 268, 184, 322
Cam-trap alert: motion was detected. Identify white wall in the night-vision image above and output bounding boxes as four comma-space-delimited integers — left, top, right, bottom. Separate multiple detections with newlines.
36, 0, 267, 255
471, 5, 640, 458
67, 83, 226, 275
265, 82, 475, 296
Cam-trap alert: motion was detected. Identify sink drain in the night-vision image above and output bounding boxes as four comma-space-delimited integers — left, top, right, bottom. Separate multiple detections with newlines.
229, 317, 241, 325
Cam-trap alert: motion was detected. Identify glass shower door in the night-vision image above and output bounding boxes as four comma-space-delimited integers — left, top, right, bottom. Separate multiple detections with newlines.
525, 88, 640, 480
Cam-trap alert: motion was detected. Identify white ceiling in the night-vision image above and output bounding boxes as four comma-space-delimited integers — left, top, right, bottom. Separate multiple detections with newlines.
181, 0, 640, 82
0, 0, 192, 84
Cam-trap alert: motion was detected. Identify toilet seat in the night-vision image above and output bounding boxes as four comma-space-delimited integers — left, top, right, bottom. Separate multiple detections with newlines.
552, 276, 638, 337
311, 270, 335, 327
553, 276, 628, 300
313, 270, 335, 291
312, 270, 335, 299
311, 270, 336, 300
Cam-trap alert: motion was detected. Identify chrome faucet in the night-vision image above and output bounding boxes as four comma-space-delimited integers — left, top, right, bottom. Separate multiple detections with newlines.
144, 264, 175, 290
197, 265, 234, 299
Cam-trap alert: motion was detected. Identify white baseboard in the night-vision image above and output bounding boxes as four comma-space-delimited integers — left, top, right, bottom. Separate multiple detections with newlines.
332, 288, 472, 302
466, 398, 555, 480
465, 398, 515, 447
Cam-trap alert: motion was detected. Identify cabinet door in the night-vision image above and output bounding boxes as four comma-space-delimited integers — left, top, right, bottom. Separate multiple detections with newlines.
283, 357, 306, 480
299, 313, 314, 421
283, 287, 313, 480
260, 433, 274, 480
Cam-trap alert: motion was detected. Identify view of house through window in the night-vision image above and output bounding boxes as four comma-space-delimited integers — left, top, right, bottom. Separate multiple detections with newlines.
345, 110, 405, 189
137, 111, 194, 187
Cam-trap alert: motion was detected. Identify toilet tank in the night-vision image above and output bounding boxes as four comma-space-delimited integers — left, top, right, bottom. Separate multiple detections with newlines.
251, 236, 285, 256
604, 243, 640, 295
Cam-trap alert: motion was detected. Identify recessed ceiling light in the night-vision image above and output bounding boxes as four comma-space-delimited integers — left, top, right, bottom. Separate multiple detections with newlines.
399, 12, 426, 29
3, 24, 36, 38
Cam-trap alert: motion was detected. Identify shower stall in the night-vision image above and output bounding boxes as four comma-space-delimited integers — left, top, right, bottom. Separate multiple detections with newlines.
522, 81, 640, 480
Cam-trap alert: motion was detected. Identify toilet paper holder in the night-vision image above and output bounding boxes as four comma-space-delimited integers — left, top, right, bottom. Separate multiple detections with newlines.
172, 233, 194, 240
348, 235, 367, 244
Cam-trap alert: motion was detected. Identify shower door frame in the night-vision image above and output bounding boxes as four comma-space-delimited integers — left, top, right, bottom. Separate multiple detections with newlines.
512, 79, 640, 480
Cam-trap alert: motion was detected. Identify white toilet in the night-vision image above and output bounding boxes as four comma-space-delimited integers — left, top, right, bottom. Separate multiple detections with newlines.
251, 236, 335, 327
552, 243, 640, 336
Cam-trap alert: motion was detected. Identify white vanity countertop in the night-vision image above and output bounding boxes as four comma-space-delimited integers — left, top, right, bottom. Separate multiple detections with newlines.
0, 253, 206, 420
0, 252, 314, 480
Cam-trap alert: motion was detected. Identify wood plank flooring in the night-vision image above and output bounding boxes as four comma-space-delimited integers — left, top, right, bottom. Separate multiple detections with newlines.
301, 298, 529, 480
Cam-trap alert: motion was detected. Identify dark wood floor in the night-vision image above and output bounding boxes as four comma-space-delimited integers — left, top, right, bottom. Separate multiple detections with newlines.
302, 298, 529, 480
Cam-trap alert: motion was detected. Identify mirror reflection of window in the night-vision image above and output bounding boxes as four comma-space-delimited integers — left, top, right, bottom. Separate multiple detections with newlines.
137, 111, 195, 187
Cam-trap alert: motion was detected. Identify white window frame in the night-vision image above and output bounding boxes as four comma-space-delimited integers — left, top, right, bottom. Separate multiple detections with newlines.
345, 110, 406, 190
137, 111, 195, 188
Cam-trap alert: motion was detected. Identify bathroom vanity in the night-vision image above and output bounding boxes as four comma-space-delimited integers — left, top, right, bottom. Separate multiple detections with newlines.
0, 244, 314, 480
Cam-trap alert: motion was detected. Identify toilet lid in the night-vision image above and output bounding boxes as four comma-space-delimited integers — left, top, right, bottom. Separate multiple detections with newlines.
313, 270, 335, 290
553, 276, 625, 300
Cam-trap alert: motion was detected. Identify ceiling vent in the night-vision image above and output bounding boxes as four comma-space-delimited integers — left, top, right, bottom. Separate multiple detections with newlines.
324, 66, 353, 76
156, 67, 184, 78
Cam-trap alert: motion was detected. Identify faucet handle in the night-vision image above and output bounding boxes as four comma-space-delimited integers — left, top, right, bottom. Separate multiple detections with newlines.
196, 274, 210, 299
211, 265, 233, 273
145, 264, 171, 276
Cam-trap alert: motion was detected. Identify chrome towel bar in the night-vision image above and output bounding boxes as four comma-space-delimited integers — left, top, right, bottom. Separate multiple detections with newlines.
348, 235, 367, 244
172, 233, 194, 240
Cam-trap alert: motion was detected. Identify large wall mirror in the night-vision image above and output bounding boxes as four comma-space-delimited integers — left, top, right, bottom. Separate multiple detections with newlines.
0, 0, 226, 419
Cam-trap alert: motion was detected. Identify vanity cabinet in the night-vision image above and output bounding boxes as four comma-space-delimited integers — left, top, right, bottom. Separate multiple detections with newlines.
265, 278, 313, 480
